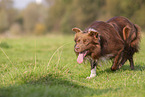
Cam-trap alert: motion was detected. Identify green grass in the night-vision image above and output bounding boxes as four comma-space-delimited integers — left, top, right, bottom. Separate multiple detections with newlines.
0, 34, 145, 97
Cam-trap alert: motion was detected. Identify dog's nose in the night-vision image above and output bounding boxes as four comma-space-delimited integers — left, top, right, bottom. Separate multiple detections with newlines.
75, 47, 80, 52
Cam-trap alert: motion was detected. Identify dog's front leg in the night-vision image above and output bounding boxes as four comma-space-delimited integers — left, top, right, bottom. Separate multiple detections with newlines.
87, 60, 97, 79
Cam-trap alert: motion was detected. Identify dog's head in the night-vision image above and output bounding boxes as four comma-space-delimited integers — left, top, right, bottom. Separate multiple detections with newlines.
72, 27, 100, 64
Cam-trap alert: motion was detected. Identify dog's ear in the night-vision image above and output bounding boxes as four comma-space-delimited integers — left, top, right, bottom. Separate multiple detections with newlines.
88, 29, 99, 39
72, 27, 82, 33
88, 29, 100, 44
123, 26, 131, 41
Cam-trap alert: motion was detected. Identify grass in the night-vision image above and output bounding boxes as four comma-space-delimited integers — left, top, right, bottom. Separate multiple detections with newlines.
0, 34, 145, 97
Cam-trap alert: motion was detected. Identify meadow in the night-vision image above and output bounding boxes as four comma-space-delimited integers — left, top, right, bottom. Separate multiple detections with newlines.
0, 34, 145, 97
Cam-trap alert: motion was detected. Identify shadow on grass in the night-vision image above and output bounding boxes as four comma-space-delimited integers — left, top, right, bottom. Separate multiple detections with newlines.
0, 73, 120, 97
96, 63, 145, 75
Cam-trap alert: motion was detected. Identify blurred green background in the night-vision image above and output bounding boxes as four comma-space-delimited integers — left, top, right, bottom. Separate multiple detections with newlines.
1, 1, 145, 97
0, 0, 145, 35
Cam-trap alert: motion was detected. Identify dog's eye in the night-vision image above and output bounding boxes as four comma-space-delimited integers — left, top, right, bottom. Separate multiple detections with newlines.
77, 39, 80, 43
96, 34, 98, 38
83, 39, 87, 43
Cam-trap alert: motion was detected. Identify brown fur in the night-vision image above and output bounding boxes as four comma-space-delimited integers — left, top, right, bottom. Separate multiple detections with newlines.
73, 16, 140, 71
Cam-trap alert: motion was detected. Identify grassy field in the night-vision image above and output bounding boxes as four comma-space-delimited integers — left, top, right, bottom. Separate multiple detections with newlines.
0, 34, 145, 97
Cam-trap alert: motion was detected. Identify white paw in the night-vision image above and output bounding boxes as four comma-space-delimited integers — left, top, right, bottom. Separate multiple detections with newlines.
86, 77, 92, 79
86, 74, 96, 79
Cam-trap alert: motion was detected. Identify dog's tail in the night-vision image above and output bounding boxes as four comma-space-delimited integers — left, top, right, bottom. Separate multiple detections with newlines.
131, 24, 141, 52
134, 24, 141, 41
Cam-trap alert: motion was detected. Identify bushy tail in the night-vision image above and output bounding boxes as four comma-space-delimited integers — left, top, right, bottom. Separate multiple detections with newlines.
134, 24, 141, 41
131, 24, 141, 52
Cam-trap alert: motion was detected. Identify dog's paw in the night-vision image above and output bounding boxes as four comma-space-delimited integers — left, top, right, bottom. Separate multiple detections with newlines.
86, 77, 92, 79
86, 74, 96, 79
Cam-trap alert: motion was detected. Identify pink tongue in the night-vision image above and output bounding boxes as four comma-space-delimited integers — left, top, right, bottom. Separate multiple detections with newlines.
77, 53, 84, 64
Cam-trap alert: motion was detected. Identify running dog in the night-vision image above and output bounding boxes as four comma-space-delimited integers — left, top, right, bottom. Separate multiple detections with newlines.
72, 16, 140, 79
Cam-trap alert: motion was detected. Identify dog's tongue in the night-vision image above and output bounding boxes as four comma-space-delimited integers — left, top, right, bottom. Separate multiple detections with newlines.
77, 53, 84, 64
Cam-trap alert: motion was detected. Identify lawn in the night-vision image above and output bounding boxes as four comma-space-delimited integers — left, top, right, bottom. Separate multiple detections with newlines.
0, 34, 145, 97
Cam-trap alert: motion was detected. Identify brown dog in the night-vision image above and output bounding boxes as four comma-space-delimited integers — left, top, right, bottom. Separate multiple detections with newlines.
72, 16, 140, 79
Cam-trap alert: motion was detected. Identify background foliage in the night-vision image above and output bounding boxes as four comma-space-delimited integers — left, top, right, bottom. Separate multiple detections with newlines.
0, 0, 145, 97
0, 0, 145, 34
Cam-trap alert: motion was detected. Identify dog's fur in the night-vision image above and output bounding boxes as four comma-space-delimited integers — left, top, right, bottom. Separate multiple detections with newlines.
72, 16, 140, 78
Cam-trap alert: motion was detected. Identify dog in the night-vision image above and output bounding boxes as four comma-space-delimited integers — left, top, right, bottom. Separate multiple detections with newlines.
72, 16, 140, 79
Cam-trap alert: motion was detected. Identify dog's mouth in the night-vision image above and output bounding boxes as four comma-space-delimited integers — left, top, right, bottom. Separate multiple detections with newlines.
77, 51, 88, 64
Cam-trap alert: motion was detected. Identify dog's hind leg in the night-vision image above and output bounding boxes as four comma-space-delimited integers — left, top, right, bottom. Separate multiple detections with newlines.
129, 57, 134, 70
111, 49, 124, 71
118, 57, 127, 69
87, 60, 97, 79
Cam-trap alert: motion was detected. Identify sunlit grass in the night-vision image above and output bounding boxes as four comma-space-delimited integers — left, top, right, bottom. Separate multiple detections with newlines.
0, 34, 145, 97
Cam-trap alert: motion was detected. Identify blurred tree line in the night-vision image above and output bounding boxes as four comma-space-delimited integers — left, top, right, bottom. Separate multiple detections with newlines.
0, 0, 145, 35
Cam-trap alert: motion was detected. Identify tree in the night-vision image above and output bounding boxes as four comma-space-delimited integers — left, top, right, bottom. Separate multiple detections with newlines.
0, 10, 9, 32
46, 0, 105, 33
0, 0, 16, 33
22, 3, 47, 33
